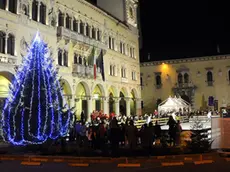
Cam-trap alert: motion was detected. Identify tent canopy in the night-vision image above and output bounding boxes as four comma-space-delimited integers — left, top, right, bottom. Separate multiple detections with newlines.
158, 96, 191, 113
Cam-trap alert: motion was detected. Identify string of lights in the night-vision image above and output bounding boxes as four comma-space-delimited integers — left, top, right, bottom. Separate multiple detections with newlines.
0, 32, 72, 145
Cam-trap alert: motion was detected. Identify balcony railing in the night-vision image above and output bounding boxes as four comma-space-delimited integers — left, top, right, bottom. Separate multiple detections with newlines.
0, 53, 17, 65
175, 82, 195, 88
57, 27, 107, 50
72, 64, 93, 78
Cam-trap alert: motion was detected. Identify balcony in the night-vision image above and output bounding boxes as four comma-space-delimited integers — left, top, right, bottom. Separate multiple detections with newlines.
0, 53, 17, 65
57, 27, 107, 50
206, 81, 214, 86
175, 82, 194, 88
72, 64, 93, 78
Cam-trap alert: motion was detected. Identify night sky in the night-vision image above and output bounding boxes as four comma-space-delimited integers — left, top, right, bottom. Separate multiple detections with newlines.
139, 0, 230, 62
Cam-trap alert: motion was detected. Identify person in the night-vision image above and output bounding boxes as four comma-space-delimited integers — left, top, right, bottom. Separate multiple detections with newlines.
81, 110, 85, 123
167, 116, 176, 146
175, 120, 182, 146
126, 120, 138, 150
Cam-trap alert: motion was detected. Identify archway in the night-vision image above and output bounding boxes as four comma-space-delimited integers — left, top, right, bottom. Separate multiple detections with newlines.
0, 72, 14, 110
108, 86, 117, 114
119, 87, 128, 116
60, 79, 72, 107
75, 81, 90, 120
130, 89, 137, 116
92, 84, 105, 112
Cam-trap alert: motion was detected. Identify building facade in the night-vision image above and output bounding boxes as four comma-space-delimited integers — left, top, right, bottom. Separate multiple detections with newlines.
0, 0, 141, 121
140, 55, 230, 113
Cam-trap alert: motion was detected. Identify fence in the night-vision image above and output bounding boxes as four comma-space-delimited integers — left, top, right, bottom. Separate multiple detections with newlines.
134, 116, 189, 129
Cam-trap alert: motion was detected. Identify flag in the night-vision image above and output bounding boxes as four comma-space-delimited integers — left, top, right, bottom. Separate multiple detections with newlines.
88, 47, 96, 79
97, 50, 105, 81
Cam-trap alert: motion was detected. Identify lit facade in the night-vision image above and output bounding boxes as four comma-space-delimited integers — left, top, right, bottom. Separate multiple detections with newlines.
140, 55, 230, 113
0, 0, 141, 121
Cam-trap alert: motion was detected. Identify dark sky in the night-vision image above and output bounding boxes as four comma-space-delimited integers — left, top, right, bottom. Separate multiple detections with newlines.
139, 0, 230, 62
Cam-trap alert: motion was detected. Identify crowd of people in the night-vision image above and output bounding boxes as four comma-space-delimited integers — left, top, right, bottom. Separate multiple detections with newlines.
68, 113, 183, 156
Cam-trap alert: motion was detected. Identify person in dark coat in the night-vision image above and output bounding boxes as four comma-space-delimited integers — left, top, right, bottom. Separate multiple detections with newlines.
81, 110, 85, 123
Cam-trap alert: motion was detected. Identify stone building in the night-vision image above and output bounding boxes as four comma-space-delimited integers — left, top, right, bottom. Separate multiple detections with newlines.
0, 0, 141, 121
140, 55, 230, 113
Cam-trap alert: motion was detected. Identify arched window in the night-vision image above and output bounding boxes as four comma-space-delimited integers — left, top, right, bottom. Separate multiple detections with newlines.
0, 31, 6, 53
207, 71, 213, 82
9, 0, 17, 13
73, 18, 78, 32
85, 23, 89, 36
184, 73, 189, 83
58, 11, 64, 26
92, 27, 96, 39
140, 77, 143, 86
110, 65, 113, 75
32, 0, 38, 21
65, 14, 71, 29
80, 21, 84, 34
178, 73, 183, 84
39, 2, 46, 24
7, 34, 15, 55
207, 71, 213, 86
156, 75, 161, 86
113, 65, 116, 76
0, 0, 6, 10
63, 51, 68, 67
74, 54, 78, 64
58, 49, 62, 66
78, 56, 82, 65
97, 29, 101, 41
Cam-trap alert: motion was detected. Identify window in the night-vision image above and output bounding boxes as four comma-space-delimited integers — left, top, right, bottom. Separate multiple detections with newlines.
113, 65, 116, 76
0, 0, 6, 10
79, 56, 82, 65
0, 31, 5, 53
73, 18, 78, 32
74, 54, 78, 64
58, 11, 64, 26
207, 71, 213, 86
108, 36, 114, 50
9, 0, 17, 13
156, 75, 161, 86
130, 47, 135, 58
85, 23, 89, 36
7, 34, 15, 55
109, 65, 113, 75
65, 14, 71, 29
80, 21, 84, 35
178, 73, 183, 85
58, 50, 62, 66
39, 2, 46, 24
121, 67, 126, 78
132, 71, 136, 80
32, 0, 38, 21
92, 27, 96, 39
63, 51, 68, 67
184, 73, 189, 84
140, 76, 143, 86
120, 42, 123, 53
97, 30, 101, 41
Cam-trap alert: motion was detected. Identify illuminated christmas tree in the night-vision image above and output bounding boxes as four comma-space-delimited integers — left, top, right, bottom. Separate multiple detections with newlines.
1, 32, 73, 145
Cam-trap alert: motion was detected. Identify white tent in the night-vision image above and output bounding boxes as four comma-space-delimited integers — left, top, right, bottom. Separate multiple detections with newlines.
158, 96, 191, 114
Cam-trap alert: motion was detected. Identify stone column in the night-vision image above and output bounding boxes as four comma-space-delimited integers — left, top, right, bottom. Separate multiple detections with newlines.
70, 17, 73, 30
89, 26, 92, 38
77, 20, 80, 33
103, 97, 109, 115
125, 98, 131, 117
135, 98, 142, 116
95, 28, 98, 40
87, 97, 92, 122
114, 98, 120, 115
29, 2, 33, 19
6, 0, 9, 10
63, 13, 66, 28
37, 1, 41, 22
83, 23, 86, 36
4, 34, 8, 54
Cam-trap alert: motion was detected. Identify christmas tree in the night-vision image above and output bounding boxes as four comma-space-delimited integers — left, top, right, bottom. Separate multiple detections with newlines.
0, 32, 73, 145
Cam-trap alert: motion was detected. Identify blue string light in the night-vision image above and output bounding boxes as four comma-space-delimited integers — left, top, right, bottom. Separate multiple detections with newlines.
0, 32, 72, 145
